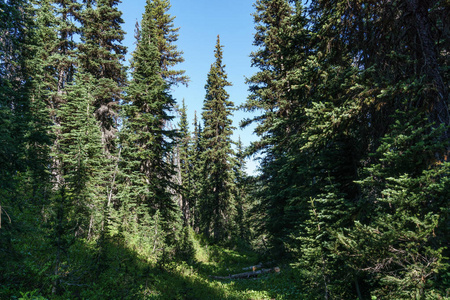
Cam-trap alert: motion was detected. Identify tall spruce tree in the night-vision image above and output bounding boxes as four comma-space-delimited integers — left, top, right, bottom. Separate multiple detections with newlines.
117, 0, 181, 258
199, 35, 236, 242
241, 0, 450, 297
78, 0, 127, 152
244, 0, 371, 297
76, 0, 127, 263
0, 0, 53, 204
148, 0, 188, 87
189, 112, 203, 231
242, 0, 309, 256
177, 99, 191, 224
52, 0, 80, 107
50, 72, 105, 293
233, 137, 251, 241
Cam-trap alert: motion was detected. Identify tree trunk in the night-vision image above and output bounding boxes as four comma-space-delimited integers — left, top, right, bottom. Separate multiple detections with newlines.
408, 0, 449, 129
209, 267, 280, 280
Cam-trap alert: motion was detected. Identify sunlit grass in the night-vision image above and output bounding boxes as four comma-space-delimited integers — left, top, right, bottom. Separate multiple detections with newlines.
7, 233, 306, 300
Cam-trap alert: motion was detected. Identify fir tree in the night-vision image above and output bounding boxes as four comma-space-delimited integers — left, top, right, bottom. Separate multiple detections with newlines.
242, 0, 312, 256
0, 0, 55, 293
57, 72, 106, 239
0, 0, 53, 224
50, 72, 105, 293
78, 0, 127, 152
117, 0, 180, 257
199, 35, 236, 242
233, 137, 251, 240
147, 0, 188, 87
189, 112, 203, 231
338, 113, 449, 298
177, 99, 191, 224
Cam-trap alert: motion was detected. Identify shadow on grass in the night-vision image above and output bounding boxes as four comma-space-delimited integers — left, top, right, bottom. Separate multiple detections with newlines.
1, 229, 305, 300
61, 239, 253, 300
179, 241, 306, 300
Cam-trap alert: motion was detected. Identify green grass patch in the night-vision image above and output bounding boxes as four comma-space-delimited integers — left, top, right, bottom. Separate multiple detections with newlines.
3, 233, 306, 299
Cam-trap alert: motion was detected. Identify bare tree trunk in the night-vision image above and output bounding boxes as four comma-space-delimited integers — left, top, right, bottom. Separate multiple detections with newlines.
209, 267, 280, 280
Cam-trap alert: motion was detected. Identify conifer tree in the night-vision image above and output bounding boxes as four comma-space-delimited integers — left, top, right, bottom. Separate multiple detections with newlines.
233, 137, 251, 240
189, 112, 204, 231
58, 73, 106, 238
242, 0, 294, 145
0, 0, 54, 224
42, 0, 81, 196
49, 72, 105, 292
177, 99, 191, 224
242, 0, 311, 255
338, 113, 449, 298
78, 0, 127, 152
117, 0, 180, 256
244, 1, 369, 296
0, 0, 35, 198
148, 0, 188, 87
199, 35, 236, 242
0, 0, 56, 292
303, 0, 450, 297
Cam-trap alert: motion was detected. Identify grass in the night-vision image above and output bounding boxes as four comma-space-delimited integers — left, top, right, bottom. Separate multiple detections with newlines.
5, 233, 306, 300
129, 242, 306, 300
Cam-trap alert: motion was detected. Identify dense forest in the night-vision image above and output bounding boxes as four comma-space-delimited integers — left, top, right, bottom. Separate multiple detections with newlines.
0, 0, 449, 299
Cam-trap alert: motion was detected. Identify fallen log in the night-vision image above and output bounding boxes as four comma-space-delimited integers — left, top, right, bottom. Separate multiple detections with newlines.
242, 263, 263, 271
209, 267, 280, 280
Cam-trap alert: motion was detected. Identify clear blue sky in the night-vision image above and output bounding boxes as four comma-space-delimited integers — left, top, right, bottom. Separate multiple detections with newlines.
118, 0, 260, 174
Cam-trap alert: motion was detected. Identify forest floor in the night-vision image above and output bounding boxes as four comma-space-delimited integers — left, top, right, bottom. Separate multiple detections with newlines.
128, 241, 305, 300
9, 234, 305, 299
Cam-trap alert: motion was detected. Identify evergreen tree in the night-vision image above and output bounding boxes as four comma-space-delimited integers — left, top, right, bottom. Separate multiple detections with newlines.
189, 112, 204, 231
233, 137, 251, 241
0, 0, 54, 226
49, 72, 105, 293
305, 0, 450, 296
76, 0, 126, 265
57, 73, 106, 238
241, 0, 294, 146
78, 0, 127, 152
0, 0, 31, 200
242, 0, 313, 257
147, 0, 188, 87
0, 0, 54, 292
199, 35, 236, 242
338, 113, 449, 298
117, 0, 180, 258
177, 99, 191, 224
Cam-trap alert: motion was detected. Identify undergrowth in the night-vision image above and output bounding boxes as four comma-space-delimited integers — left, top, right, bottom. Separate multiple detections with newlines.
2, 232, 306, 299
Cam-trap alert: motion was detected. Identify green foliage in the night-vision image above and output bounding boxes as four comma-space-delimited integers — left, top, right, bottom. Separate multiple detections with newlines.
244, 0, 449, 298
147, 0, 188, 87
199, 35, 237, 242
115, 0, 184, 262
1, 0, 449, 298
337, 114, 450, 298
176, 99, 192, 224
78, 0, 127, 152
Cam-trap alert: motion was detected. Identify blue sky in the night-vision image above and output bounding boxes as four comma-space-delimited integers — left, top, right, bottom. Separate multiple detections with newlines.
118, 0, 260, 174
